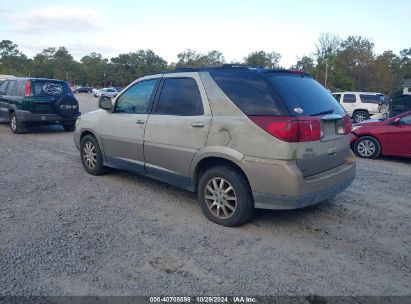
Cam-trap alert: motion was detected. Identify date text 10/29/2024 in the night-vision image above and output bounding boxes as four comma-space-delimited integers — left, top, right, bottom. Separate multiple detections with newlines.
149, 296, 257, 303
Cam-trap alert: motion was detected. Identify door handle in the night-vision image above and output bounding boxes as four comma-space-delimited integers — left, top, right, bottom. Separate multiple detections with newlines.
191, 122, 204, 128
136, 119, 145, 124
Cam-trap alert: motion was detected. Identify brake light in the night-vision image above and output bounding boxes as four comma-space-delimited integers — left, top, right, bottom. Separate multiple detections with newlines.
24, 80, 31, 96
248, 116, 321, 142
344, 114, 351, 134
298, 116, 321, 141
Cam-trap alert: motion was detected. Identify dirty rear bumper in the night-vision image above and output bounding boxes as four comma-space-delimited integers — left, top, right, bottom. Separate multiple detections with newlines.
242, 151, 356, 210
253, 173, 354, 209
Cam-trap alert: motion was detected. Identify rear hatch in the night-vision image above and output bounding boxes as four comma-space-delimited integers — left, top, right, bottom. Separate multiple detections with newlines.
266, 72, 350, 177
26, 80, 72, 114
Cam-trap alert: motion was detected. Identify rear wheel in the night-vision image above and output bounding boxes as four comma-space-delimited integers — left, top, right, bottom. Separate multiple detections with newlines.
353, 110, 369, 123
80, 135, 107, 175
10, 112, 25, 134
354, 136, 381, 159
198, 165, 253, 227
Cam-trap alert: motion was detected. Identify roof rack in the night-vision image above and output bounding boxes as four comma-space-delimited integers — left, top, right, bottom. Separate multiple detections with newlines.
174, 64, 265, 73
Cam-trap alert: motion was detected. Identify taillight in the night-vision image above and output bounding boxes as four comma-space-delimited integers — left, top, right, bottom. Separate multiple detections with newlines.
24, 80, 31, 96
298, 116, 321, 141
344, 114, 351, 134
248, 116, 321, 142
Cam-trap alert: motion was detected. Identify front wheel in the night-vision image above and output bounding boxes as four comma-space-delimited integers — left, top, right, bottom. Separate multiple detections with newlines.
80, 135, 107, 175
198, 165, 253, 227
353, 136, 381, 159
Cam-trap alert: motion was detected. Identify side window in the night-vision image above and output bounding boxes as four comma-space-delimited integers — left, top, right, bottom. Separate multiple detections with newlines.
0, 81, 8, 95
333, 94, 341, 102
115, 79, 158, 114
343, 94, 356, 103
6, 81, 16, 95
360, 94, 380, 104
156, 78, 204, 116
400, 115, 411, 125
12, 80, 26, 96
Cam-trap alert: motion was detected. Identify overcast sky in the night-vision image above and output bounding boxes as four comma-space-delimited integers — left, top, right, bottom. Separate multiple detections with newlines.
1, 0, 409, 67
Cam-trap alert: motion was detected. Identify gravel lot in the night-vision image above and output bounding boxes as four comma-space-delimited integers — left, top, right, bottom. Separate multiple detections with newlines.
0, 94, 410, 296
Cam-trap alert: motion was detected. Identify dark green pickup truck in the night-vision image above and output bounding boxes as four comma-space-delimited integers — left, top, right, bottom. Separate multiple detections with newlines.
0, 78, 80, 133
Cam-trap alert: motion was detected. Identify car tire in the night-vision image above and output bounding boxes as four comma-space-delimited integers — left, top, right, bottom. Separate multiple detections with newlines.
10, 112, 25, 134
353, 136, 381, 159
80, 135, 107, 175
198, 165, 253, 227
62, 122, 76, 132
353, 110, 369, 123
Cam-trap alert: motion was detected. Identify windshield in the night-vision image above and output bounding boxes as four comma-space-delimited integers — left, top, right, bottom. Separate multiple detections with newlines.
268, 74, 346, 116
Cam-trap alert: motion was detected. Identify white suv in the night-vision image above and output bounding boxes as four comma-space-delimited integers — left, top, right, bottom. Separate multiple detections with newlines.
332, 92, 385, 123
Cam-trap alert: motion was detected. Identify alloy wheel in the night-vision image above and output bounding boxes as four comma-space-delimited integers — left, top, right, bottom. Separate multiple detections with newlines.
357, 139, 376, 157
204, 177, 237, 219
10, 115, 17, 131
83, 141, 97, 169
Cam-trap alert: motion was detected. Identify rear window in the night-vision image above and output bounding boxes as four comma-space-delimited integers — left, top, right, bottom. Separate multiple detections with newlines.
209, 70, 288, 115
32, 81, 67, 96
268, 74, 345, 116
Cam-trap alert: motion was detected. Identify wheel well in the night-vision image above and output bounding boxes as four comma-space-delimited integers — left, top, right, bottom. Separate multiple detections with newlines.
194, 157, 251, 191
80, 130, 96, 142
353, 109, 369, 114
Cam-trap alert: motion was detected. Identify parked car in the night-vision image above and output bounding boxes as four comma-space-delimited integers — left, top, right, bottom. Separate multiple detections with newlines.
332, 91, 386, 123
387, 94, 411, 117
114, 86, 124, 92
0, 78, 80, 133
75, 86, 93, 93
93, 88, 118, 98
350, 111, 411, 159
74, 66, 356, 226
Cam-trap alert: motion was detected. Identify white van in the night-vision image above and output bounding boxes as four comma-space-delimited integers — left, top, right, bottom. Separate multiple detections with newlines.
332, 92, 385, 122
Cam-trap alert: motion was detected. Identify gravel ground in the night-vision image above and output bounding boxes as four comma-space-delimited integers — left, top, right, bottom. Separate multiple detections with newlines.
0, 94, 410, 296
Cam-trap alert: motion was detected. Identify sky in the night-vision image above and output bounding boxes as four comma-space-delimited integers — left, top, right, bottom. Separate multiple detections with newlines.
0, 0, 410, 67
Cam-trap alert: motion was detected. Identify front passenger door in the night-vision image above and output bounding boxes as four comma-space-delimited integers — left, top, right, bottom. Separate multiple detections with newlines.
100, 78, 160, 174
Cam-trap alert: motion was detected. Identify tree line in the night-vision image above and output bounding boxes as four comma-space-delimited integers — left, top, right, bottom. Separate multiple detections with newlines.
0, 34, 410, 96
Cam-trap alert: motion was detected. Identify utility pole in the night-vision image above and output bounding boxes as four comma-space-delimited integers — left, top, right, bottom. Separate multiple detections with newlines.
324, 60, 328, 89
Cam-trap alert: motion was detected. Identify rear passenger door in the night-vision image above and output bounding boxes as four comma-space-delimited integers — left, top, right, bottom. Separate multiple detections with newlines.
144, 73, 211, 189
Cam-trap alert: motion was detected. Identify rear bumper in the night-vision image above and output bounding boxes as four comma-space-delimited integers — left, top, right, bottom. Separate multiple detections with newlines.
242, 151, 356, 210
253, 174, 354, 209
15, 110, 80, 123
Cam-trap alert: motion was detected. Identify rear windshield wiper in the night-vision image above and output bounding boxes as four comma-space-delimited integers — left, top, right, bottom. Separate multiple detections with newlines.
310, 109, 334, 116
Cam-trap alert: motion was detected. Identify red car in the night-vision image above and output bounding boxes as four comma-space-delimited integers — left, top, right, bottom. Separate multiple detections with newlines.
350, 111, 411, 158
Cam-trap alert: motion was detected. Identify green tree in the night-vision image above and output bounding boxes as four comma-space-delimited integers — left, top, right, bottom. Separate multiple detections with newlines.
293, 56, 315, 73
176, 49, 225, 67
243, 51, 281, 68
0, 40, 30, 76
110, 50, 168, 85
335, 36, 375, 91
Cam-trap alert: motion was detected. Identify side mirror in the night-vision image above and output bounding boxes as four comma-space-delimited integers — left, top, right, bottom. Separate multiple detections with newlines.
390, 118, 401, 125
98, 96, 112, 111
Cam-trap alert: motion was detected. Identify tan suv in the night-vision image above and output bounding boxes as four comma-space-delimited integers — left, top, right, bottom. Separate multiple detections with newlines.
73, 66, 356, 226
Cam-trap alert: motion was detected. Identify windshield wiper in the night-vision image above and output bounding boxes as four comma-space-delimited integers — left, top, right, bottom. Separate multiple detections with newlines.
310, 109, 334, 116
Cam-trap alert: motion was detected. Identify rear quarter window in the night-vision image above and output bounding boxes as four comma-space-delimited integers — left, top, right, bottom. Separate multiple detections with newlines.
32, 81, 67, 96
360, 94, 382, 104
268, 74, 345, 116
209, 70, 288, 116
